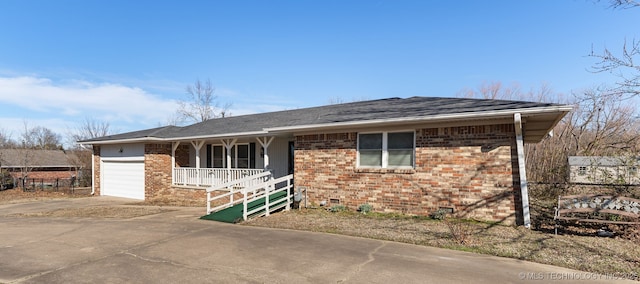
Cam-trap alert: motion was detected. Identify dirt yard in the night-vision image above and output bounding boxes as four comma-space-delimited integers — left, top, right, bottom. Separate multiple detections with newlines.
0, 187, 92, 205
0, 188, 174, 218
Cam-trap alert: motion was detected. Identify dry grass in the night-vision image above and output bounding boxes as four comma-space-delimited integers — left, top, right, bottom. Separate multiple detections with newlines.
8, 206, 174, 218
0, 187, 92, 205
0, 188, 173, 218
130, 197, 202, 207
244, 208, 640, 281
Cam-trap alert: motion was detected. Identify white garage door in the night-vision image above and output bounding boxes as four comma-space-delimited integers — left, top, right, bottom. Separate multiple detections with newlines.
102, 160, 145, 200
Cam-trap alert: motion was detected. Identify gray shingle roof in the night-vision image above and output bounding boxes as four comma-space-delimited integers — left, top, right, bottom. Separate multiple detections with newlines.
0, 149, 77, 168
81, 96, 571, 143
569, 156, 640, 167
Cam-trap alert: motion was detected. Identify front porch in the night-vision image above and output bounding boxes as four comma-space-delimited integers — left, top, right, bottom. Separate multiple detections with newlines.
170, 136, 293, 188
173, 167, 264, 187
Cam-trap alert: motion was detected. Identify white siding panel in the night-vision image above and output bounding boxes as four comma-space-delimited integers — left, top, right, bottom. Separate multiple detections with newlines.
102, 161, 145, 200
268, 138, 291, 178
101, 144, 144, 160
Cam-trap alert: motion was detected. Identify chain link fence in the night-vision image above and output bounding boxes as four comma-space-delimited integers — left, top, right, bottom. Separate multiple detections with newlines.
16, 177, 79, 193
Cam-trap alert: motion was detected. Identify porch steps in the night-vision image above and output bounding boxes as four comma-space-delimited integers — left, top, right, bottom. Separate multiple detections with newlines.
200, 190, 289, 223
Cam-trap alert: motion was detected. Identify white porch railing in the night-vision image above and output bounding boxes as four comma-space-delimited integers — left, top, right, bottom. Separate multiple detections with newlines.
173, 168, 264, 187
206, 171, 294, 221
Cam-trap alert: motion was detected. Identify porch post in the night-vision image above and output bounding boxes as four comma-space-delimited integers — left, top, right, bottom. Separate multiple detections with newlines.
256, 136, 274, 171
191, 140, 205, 186
172, 142, 180, 186
221, 138, 237, 183
514, 113, 531, 228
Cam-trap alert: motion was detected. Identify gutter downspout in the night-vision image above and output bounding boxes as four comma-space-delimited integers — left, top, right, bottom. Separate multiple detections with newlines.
514, 113, 531, 228
91, 146, 95, 195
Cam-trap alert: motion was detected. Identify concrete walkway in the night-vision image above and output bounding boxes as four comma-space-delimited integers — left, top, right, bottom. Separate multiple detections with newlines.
0, 197, 634, 283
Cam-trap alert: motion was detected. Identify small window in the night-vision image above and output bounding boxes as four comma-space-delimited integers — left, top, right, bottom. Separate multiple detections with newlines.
388, 132, 414, 167
212, 146, 224, 168
359, 133, 383, 167
578, 166, 587, 176
237, 144, 249, 168
211, 144, 252, 169
358, 131, 414, 168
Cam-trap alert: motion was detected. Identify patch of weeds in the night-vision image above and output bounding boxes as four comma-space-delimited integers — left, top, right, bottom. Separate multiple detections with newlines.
329, 204, 347, 212
429, 209, 449, 220
358, 203, 373, 214
443, 244, 482, 254
443, 216, 475, 246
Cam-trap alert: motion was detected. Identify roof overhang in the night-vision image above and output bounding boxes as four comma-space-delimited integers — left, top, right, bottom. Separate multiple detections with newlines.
80, 105, 572, 145
266, 105, 572, 143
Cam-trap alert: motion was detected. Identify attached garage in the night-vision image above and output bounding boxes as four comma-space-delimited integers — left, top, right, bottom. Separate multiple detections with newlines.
101, 160, 144, 200
100, 144, 145, 200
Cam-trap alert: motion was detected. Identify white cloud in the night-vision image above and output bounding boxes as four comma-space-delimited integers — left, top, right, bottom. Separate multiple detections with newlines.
0, 75, 178, 127
0, 75, 317, 146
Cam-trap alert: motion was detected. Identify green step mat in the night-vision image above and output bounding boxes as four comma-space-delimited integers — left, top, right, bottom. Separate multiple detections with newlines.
201, 190, 289, 223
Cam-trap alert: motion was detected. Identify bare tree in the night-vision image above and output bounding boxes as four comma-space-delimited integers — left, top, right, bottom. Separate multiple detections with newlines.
589, 39, 640, 97
606, 0, 640, 9
14, 122, 38, 183
66, 118, 114, 187
176, 79, 231, 124
589, 1, 639, 98
456, 81, 562, 103
22, 126, 62, 150
68, 117, 112, 147
457, 81, 521, 100
0, 127, 14, 188
327, 96, 370, 105
0, 127, 14, 149
458, 82, 639, 184
526, 88, 639, 182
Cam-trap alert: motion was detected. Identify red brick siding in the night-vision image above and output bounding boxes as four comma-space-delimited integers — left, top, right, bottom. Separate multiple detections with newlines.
175, 144, 190, 167
91, 144, 204, 203
93, 146, 101, 195
145, 144, 171, 200
9, 169, 77, 180
144, 143, 205, 204
294, 124, 522, 225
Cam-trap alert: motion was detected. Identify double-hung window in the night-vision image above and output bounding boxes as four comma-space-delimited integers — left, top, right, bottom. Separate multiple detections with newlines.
210, 144, 252, 169
358, 131, 414, 168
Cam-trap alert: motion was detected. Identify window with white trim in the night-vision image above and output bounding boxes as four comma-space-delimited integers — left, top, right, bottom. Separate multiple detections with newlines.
212, 145, 224, 168
210, 144, 253, 169
358, 131, 414, 168
232, 144, 250, 169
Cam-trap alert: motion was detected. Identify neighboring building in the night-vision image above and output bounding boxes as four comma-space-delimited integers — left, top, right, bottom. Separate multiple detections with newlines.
80, 96, 572, 226
568, 156, 640, 185
0, 149, 80, 181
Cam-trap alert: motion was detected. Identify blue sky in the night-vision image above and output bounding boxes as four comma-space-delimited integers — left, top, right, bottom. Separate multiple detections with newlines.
0, 0, 637, 144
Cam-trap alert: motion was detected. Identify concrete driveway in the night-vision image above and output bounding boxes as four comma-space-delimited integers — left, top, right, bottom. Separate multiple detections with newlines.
0, 197, 634, 284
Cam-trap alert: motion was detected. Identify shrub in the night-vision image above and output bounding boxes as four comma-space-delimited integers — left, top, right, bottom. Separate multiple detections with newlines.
430, 209, 449, 220
443, 217, 475, 246
358, 203, 373, 214
329, 204, 347, 212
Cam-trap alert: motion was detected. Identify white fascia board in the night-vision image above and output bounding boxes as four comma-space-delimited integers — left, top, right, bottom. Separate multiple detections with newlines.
80, 131, 270, 145
171, 131, 270, 142
78, 137, 166, 145
265, 105, 573, 134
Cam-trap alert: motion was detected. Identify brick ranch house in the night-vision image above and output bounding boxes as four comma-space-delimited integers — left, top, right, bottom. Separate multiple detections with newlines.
80, 97, 571, 226
0, 149, 80, 184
